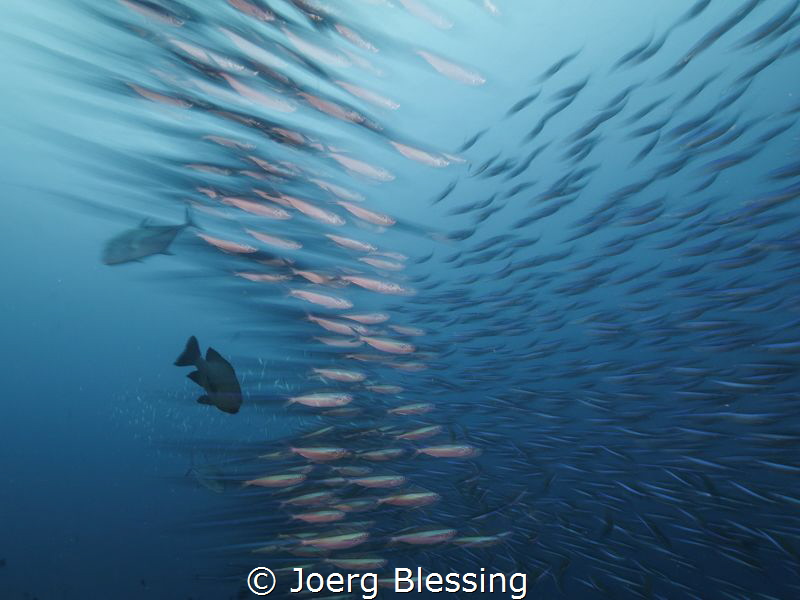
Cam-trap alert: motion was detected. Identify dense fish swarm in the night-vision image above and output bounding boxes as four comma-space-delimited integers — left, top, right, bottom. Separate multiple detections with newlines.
17, 0, 800, 598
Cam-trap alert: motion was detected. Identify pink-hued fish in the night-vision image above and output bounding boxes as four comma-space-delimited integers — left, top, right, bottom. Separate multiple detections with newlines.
127, 83, 191, 108
334, 24, 378, 53
336, 201, 395, 227
196, 232, 258, 254
359, 257, 404, 271
398, 0, 453, 29
336, 81, 400, 110
308, 315, 357, 336
389, 361, 428, 371
388, 403, 434, 415
375, 251, 408, 262
325, 234, 377, 253
361, 336, 416, 354
283, 28, 350, 67
289, 289, 353, 309
239, 170, 267, 181
288, 393, 353, 408
196, 187, 219, 198
280, 490, 337, 507
228, 0, 274, 21
333, 499, 378, 513
234, 272, 289, 283
396, 425, 443, 441
283, 195, 345, 225
343, 48, 384, 77
292, 510, 346, 524
292, 269, 337, 285
220, 73, 296, 112
257, 257, 292, 268
247, 156, 298, 177
351, 475, 406, 488
329, 153, 395, 182
291, 447, 349, 461
358, 448, 405, 461
391, 528, 456, 545
367, 384, 403, 394
299, 92, 365, 124
244, 472, 307, 487
378, 491, 440, 507
271, 127, 306, 146
345, 353, 388, 362
389, 325, 426, 336
314, 337, 363, 348
246, 229, 301, 250
308, 178, 365, 202
416, 50, 486, 86
390, 141, 450, 167
342, 312, 390, 324
312, 368, 366, 383
252, 189, 292, 207
222, 197, 291, 219
168, 39, 247, 72
219, 28, 290, 71
317, 477, 348, 487
301, 531, 369, 550
417, 444, 481, 458
203, 135, 254, 150
342, 275, 415, 296
185, 163, 232, 175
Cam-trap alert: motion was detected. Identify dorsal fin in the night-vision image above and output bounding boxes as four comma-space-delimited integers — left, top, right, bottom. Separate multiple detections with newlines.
205, 347, 226, 363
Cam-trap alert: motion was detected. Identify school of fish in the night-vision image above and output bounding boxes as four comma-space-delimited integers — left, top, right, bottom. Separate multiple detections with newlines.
20, 0, 800, 598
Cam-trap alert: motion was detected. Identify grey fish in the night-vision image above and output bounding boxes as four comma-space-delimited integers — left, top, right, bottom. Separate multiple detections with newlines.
102, 206, 196, 265
174, 336, 242, 414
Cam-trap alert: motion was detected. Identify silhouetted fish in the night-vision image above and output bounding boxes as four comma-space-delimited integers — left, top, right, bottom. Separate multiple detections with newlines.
174, 336, 242, 414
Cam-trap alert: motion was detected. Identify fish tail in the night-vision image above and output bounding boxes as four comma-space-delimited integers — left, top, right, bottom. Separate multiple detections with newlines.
175, 335, 201, 366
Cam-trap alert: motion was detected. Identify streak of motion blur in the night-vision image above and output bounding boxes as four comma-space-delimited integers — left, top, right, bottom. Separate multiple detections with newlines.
4, 0, 800, 599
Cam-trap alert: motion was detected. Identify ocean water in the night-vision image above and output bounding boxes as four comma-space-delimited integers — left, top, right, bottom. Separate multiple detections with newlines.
2, 1, 800, 599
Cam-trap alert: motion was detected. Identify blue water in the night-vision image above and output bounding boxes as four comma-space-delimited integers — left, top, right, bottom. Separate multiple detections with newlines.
2, 1, 800, 599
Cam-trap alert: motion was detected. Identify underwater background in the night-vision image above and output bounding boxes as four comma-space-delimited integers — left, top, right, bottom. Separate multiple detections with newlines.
2, 1, 800, 599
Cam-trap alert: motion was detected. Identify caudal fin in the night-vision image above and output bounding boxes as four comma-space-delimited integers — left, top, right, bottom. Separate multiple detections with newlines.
175, 336, 201, 366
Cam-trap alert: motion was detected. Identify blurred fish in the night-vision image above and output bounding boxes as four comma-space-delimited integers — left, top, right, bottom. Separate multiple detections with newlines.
102, 206, 196, 265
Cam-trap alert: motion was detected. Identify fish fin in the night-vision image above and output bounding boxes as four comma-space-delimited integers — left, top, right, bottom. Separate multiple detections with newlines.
175, 336, 201, 366
160, 250, 174, 255
187, 370, 204, 386
140, 217, 152, 227
197, 395, 213, 406
205, 347, 226, 363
